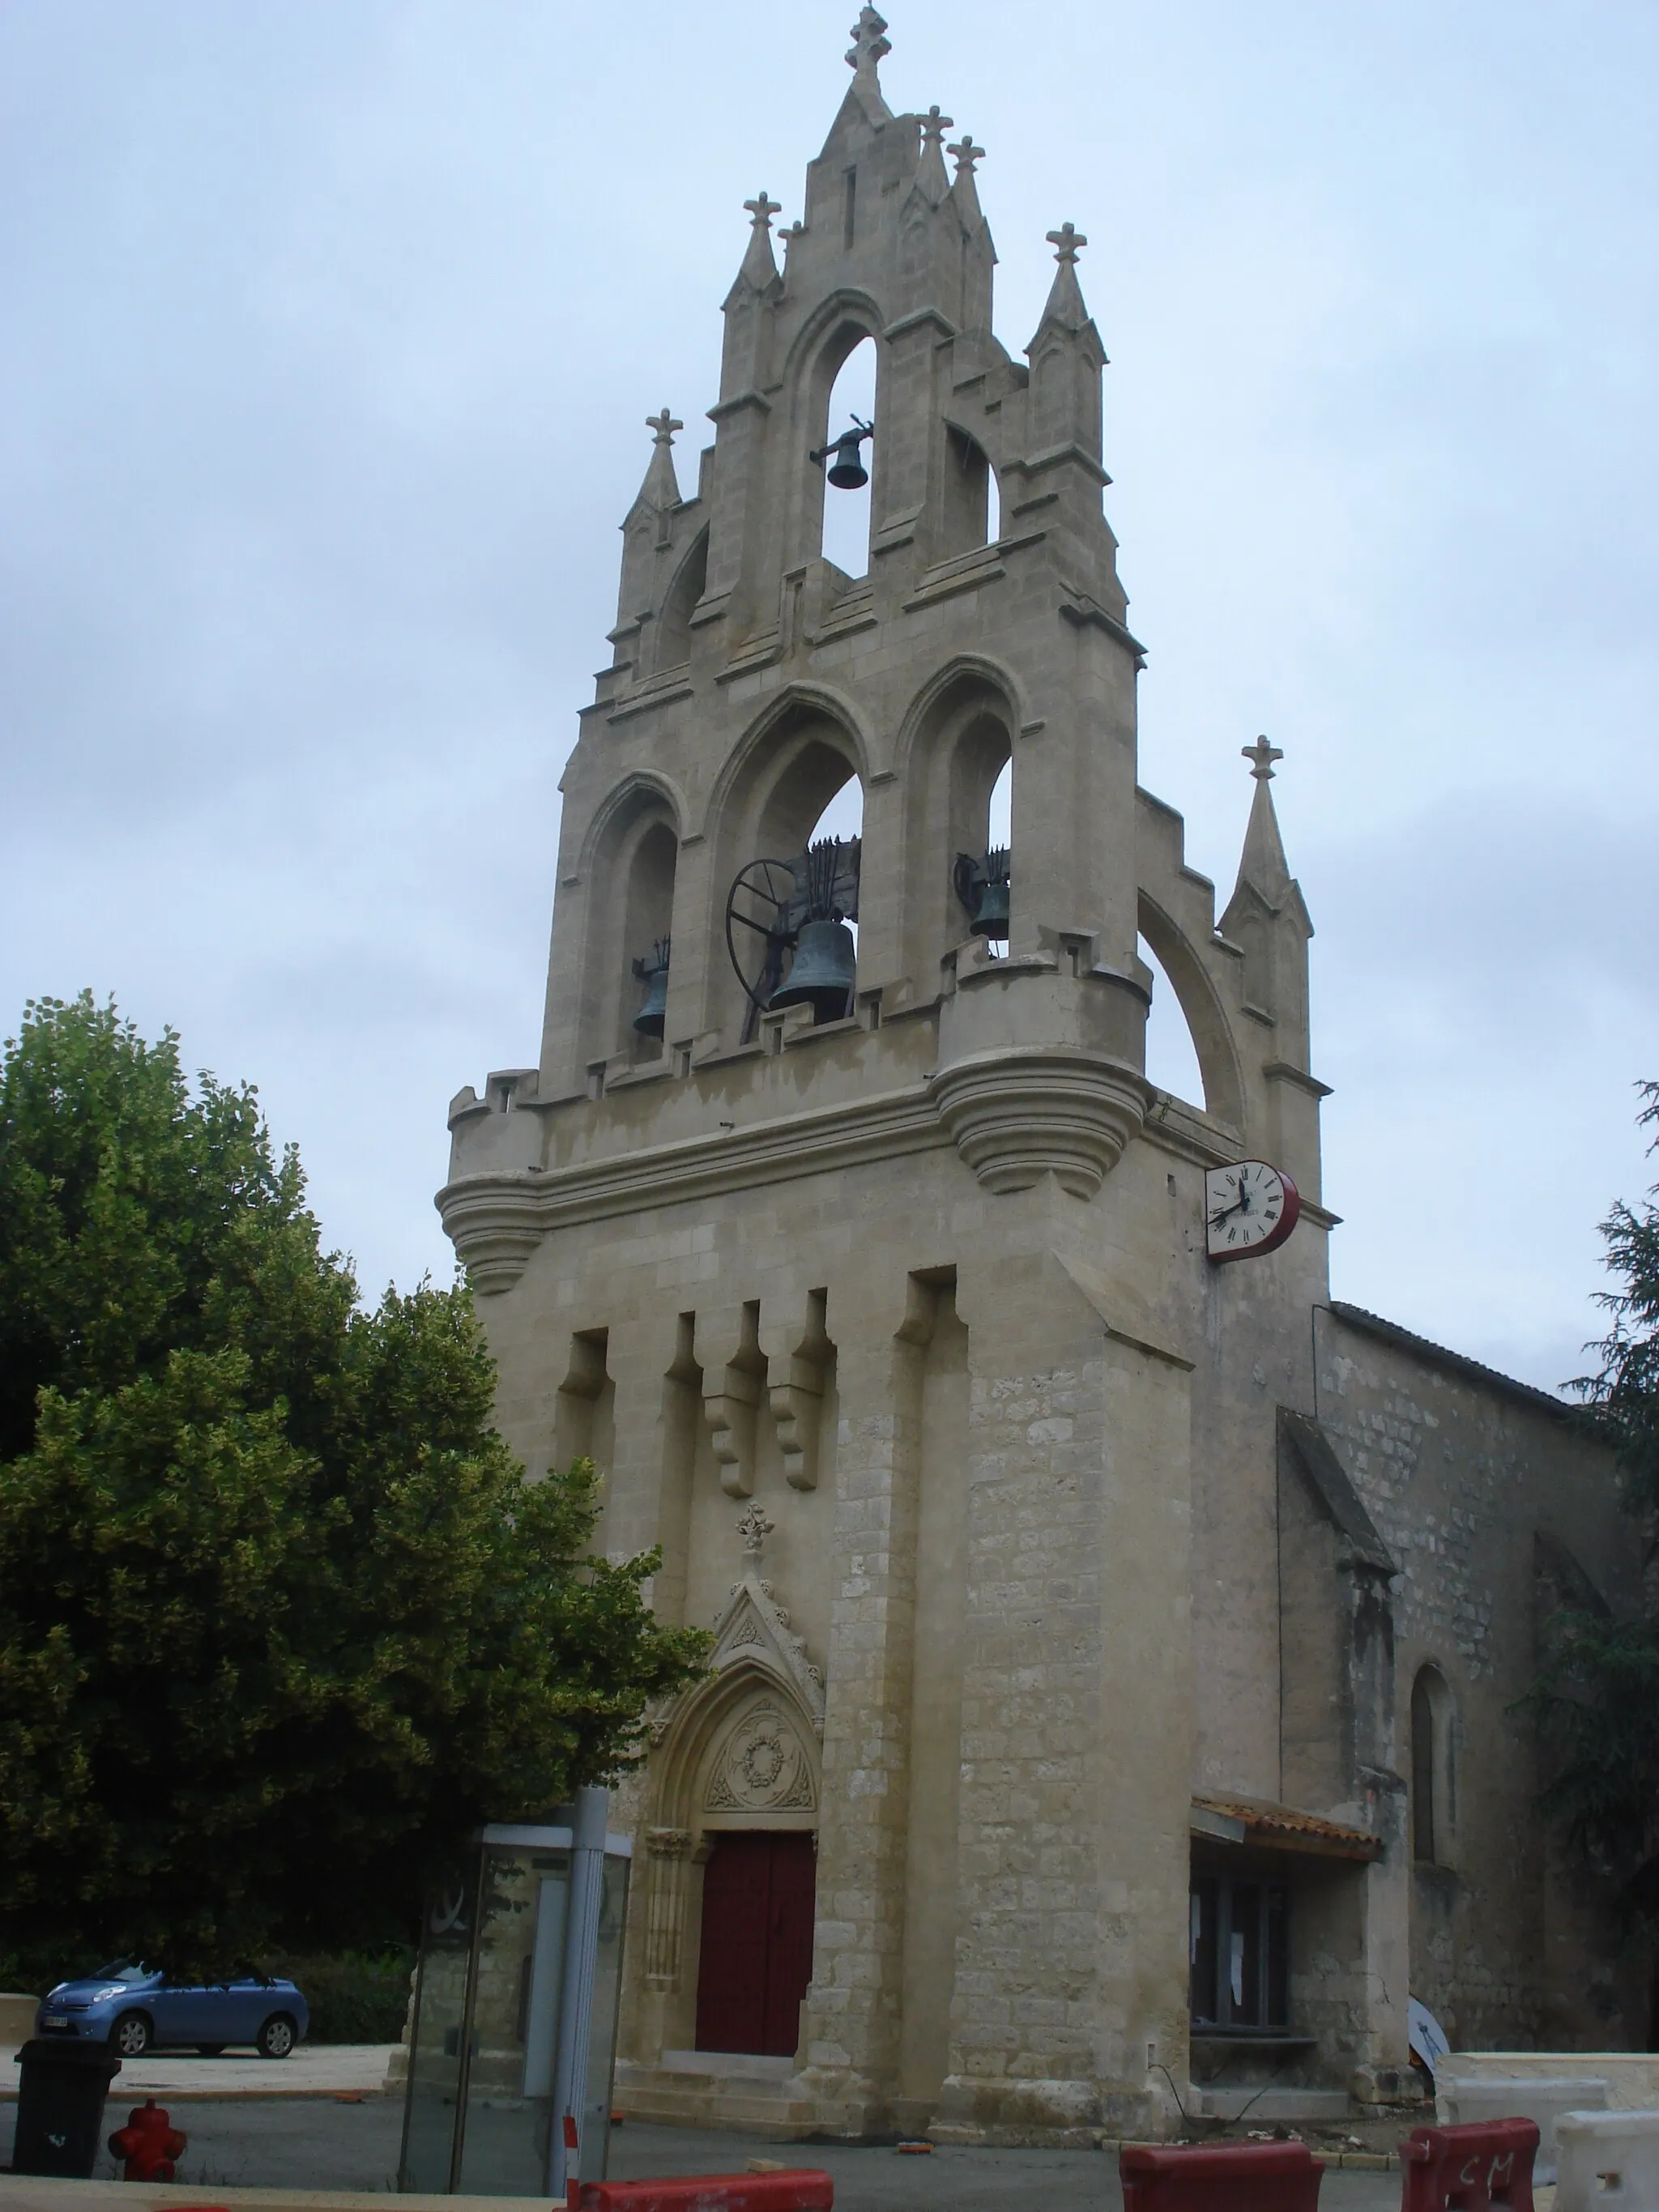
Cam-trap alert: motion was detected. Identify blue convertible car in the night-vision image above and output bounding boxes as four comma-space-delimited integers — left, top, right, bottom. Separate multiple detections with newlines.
35, 1963, 309, 2058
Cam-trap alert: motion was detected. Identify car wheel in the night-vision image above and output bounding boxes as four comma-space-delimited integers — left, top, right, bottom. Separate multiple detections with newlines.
257, 2012, 297, 2060
196, 2044, 225, 2056
109, 2011, 151, 2058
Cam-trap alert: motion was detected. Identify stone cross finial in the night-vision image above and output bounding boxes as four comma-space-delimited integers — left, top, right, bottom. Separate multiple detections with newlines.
646, 407, 682, 447
846, 5, 891, 74
1047, 221, 1087, 266
948, 134, 985, 177
921, 104, 953, 149
736, 1502, 774, 1558
744, 191, 782, 232
1243, 735, 1284, 781
779, 219, 806, 254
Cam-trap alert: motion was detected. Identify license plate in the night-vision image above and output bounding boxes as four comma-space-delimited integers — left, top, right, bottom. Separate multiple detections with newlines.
41, 2015, 70, 2028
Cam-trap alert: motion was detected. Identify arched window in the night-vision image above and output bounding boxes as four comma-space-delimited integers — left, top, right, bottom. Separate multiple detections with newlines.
656, 530, 707, 672
1138, 935, 1205, 1107
819, 337, 876, 580
1411, 1664, 1454, 1865
940, 424, 1000, 559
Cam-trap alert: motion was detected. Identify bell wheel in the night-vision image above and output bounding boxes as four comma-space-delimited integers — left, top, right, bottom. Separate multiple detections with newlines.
724, 858, 798, 1037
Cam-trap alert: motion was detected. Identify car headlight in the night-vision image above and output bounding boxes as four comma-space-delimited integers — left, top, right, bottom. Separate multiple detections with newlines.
92, 1987, 127, 2002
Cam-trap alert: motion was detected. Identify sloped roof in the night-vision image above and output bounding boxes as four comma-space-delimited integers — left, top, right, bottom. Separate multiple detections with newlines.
1191, 1793, 1382, 1862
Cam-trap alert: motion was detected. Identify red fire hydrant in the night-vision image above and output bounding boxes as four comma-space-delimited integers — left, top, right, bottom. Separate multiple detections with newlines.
107, 2098, 188, 2182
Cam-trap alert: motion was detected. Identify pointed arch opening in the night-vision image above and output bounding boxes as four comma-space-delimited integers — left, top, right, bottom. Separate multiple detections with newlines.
655, 529, 708, 673
819, 337, 876, 581
898, 667, 1016, 979
1138, 934, 1206, 1108
577, 780, 682, 1068
940, 424, 1000, 559
707, 695, 868, 1046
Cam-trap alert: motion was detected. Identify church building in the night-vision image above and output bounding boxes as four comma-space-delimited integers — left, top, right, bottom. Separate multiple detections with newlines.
438, 10, 1643, 2141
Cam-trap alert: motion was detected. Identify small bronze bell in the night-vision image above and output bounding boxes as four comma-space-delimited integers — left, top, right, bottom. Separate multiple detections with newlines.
631, 939, 671, 1038
769, 917, 856, 1022
971, 876, 1010, 940
953, 848, 1011, 942
811, 416, 873, 492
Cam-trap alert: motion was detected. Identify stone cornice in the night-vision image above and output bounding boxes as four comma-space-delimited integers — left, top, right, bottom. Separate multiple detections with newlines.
438, 1081, 953, 1289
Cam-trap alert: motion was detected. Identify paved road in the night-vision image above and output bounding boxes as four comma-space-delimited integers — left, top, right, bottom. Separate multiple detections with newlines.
2, 2096, 1410, 2208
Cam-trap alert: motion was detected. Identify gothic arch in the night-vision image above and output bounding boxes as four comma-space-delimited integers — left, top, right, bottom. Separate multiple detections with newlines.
654, 528, 709, 673
778, 290, 885, 574
895, 657, 1026, 979
578, 769, 689, 877
1136, 890, 1247, 1129
575, 774, 687, 1064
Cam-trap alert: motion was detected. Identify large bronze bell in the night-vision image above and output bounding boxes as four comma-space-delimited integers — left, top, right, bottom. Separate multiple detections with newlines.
769, 917, 856, 1022
631, 939, 671, 1038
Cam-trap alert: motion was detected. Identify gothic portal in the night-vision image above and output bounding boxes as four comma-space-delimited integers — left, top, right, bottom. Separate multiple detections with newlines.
440, 9, 1640, 2142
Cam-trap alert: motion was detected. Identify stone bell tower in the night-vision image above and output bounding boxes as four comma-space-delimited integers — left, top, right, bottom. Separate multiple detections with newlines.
441, 6, 1338, 2142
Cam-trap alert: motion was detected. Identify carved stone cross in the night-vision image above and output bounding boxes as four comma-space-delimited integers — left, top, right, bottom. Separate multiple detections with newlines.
646, 407, 682, 446
744, 191, 782, 232
779, 220, 806, 254
1243, 735, 1285, 782
846, 6, 891, 74
921, 104, 953, 149
1047, 221, 1087, 265
736, 1501, 774, 1558
948, 134, 985, 177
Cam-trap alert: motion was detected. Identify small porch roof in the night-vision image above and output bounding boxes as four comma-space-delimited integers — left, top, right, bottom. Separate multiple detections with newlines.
1191, 1793, 1382, 1862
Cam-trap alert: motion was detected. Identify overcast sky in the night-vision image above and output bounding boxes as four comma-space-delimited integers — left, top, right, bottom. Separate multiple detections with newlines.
3, 1, 1654, 1393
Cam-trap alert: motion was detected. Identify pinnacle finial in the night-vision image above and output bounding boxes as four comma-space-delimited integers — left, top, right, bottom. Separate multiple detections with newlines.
744, 191, 782, 232
948, 134, 985, 177
779, 219, 806, 254
1243, 735, 1284, 782
921, 104, 953, 150
846, 5, 891, 75
1047, 221, 1087, 266
646, 407, 682, 447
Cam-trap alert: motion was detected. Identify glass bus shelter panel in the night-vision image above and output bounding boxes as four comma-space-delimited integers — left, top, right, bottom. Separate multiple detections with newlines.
578, 1852, 630, 2184
455, 1847, 570, 2199
398, 1869, 480, 2195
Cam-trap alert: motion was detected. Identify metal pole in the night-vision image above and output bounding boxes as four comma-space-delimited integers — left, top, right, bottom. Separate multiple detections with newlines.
546, 1786, 608, 2200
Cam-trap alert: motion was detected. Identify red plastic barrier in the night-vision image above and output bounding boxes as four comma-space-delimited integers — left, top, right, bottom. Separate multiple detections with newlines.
1120, 2140, 1324, 2210
1401, 2118, 1538, 2211
106, 2099, 187, 2183
576, 2173, 833, 2212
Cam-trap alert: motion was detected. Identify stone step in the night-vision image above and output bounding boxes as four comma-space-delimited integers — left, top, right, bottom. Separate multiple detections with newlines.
614, 2069, 821, 2137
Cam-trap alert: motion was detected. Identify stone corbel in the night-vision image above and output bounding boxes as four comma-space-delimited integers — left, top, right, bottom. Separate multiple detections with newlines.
763, 1289, 834, 1492
699, 1302, 766, 1498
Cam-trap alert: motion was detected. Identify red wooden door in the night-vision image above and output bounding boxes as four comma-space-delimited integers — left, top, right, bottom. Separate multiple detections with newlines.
695, 1831, 817, 2056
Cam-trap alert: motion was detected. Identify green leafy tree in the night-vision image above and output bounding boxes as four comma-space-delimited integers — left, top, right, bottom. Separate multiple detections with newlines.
1529, 1081, 1659, 1948
0, 995, 706, 1984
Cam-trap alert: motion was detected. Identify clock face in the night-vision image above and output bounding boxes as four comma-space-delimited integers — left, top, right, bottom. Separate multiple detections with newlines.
1205, 1159, 1301, 1263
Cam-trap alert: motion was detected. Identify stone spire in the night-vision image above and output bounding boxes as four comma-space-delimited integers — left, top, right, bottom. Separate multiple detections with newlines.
844, 5, 892, 122
1232, 736, 1294, 901
916, 104, 953, 204
637, 407, 684, 512
947, 133, 986, 228
1033, 222, 1092, 338
736, 190, 783, 292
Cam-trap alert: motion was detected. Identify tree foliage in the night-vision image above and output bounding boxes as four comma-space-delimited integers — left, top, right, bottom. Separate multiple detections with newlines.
0, 995, 706, 1984
1529, 1081, 1659, 1945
